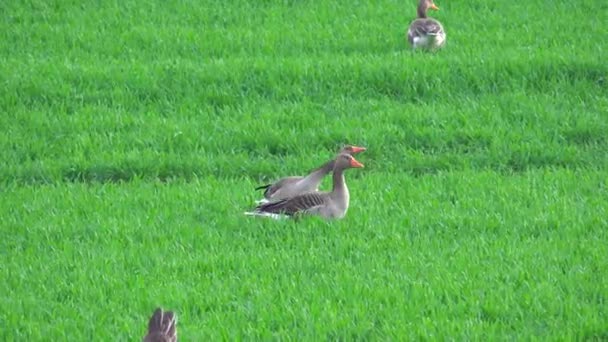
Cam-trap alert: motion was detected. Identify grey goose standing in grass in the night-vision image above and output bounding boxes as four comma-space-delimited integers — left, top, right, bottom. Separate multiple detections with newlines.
246, 153, 364, 219
143, 308, 177, 342
407, 0, 446, 50
254, 145, 366, 204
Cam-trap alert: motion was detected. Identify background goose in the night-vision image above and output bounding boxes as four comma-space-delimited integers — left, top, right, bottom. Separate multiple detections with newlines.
407, 0, 446, 50
143, 308, 177, 342
254, 145, 366, 204
246, 153, 364, 219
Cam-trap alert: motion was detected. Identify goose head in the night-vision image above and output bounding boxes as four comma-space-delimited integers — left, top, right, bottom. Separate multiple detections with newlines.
334, 153, 365, 171
339, 145, 367, 155
418, 0, 440, 18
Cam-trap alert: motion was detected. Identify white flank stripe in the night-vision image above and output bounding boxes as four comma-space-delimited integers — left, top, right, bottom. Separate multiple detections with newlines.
244, 211, 288, 220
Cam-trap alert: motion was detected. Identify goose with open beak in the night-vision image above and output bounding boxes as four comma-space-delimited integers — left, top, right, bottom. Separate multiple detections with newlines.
254, 145, 366, 204
246, 153, 364, 219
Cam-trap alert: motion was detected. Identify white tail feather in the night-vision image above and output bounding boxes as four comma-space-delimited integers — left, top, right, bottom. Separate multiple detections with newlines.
244, 211, 288, 220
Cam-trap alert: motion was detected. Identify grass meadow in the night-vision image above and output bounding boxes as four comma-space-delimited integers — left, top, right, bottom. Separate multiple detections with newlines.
1, 0, 607, 340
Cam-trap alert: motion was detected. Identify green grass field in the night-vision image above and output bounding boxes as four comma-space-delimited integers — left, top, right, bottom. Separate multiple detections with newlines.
1, 0, 607, 340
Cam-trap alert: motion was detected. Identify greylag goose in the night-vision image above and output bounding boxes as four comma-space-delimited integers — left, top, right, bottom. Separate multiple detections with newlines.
143, 308, 177, 342
254, 145, 366, 204
407, 0, 446, 50
246, 153, 364, 219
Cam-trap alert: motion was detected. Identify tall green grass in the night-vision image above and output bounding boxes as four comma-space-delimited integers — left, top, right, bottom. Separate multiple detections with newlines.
1, 0, 607, 340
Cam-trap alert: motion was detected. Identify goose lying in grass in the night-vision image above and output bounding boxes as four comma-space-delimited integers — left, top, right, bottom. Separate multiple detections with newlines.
407, 0, 446, 50
246, 153, 364, 220
254, 145, 366, 204
143, 308, 177, 342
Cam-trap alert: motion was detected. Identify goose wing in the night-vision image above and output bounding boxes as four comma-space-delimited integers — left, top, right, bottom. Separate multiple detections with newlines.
255, 192, 329, 216
255, 176, 303, 199
410, 18, 444, 36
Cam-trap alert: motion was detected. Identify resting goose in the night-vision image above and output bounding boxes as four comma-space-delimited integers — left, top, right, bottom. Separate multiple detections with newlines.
246, 153, 364, 220
143, 308, 177, 342
407, 0, 446, 50
254, 145, 366, 203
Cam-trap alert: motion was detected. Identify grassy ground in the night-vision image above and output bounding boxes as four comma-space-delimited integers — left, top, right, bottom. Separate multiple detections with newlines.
1, 0, 607, 340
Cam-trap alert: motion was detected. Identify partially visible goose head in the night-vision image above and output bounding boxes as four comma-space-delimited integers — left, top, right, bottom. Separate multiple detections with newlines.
334, 153, 365, 171
339, 145, 366, 155
417, 0, 440, 18
143, 308, 177, 342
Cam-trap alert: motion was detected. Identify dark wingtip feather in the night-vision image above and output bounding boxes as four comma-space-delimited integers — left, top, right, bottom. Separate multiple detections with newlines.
254, 184, 271, 191
256, 198, 285, 210
254, 198, 293, 215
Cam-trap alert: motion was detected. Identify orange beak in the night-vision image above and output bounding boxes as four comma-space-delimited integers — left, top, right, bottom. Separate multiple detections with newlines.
430, 3, 439, 10
350, 157, 364, 168
350, 146, 367, 154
